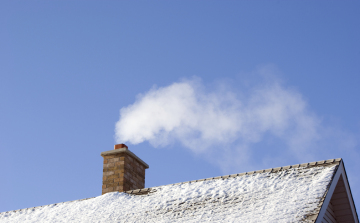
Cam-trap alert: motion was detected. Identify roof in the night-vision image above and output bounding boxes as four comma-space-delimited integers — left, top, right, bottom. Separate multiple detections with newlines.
0, 158, 358, 223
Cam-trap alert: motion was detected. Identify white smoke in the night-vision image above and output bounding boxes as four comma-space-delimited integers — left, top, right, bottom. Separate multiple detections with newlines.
115, 70, 353, 171
114, 73, 326, 168
116, 80, 242, 151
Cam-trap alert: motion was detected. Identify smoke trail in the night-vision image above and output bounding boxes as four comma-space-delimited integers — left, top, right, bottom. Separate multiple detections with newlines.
115, 73, 324, 165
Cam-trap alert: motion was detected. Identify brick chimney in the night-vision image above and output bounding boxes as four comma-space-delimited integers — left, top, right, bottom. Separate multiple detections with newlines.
101, 144, 149, 195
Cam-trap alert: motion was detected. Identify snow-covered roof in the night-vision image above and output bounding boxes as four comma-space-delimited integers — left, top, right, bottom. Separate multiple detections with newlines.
0, 158, 358, 223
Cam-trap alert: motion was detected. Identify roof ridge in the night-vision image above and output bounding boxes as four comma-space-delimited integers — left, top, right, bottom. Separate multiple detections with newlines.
125, 158, 342, 195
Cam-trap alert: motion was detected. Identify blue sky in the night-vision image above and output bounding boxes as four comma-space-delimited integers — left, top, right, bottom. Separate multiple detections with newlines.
1, 1, 360, 213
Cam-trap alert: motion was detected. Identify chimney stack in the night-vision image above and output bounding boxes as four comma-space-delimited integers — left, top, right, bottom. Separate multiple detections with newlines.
101, 144, 149, 195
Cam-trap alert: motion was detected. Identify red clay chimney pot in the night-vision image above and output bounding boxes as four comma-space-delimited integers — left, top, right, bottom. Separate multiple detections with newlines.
114, 144, 128, 150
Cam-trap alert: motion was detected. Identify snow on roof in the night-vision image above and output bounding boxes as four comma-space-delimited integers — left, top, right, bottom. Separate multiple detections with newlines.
0, 159, 340, 223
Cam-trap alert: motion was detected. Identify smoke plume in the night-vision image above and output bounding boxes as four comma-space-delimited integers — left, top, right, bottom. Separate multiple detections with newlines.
115, 73, 358, 172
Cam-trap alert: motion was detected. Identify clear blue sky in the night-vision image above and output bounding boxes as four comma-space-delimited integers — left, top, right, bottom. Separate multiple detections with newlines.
1, 1, 359, 213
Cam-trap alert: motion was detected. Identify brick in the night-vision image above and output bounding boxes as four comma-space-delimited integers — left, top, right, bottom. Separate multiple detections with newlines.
114, 170, 122, 175
116, 167, 124, 172
114, 178, 121, 183
103, 171, 114, 176
102, 187, 114, 193
109, 157, 121, 163
116, 163, 125, 168
106, 182, 119, 188
106, 174, 119, 180
137, 175, 143, 181
103, 179, 114, 184
107, 158, 115, 163
115, 161, 125, 166
103, 155, 115, 159
105, 166, 117, 171
115, 186, 124, 191
114, 170, 124, 175
103, 163, 115, 168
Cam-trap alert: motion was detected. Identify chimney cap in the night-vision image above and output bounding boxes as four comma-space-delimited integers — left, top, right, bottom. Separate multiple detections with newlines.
114, 144, 128, 150
101, 145, 149, 169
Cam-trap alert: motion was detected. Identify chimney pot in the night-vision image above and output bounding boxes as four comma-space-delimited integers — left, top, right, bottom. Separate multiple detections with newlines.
114, 144, 128, 150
